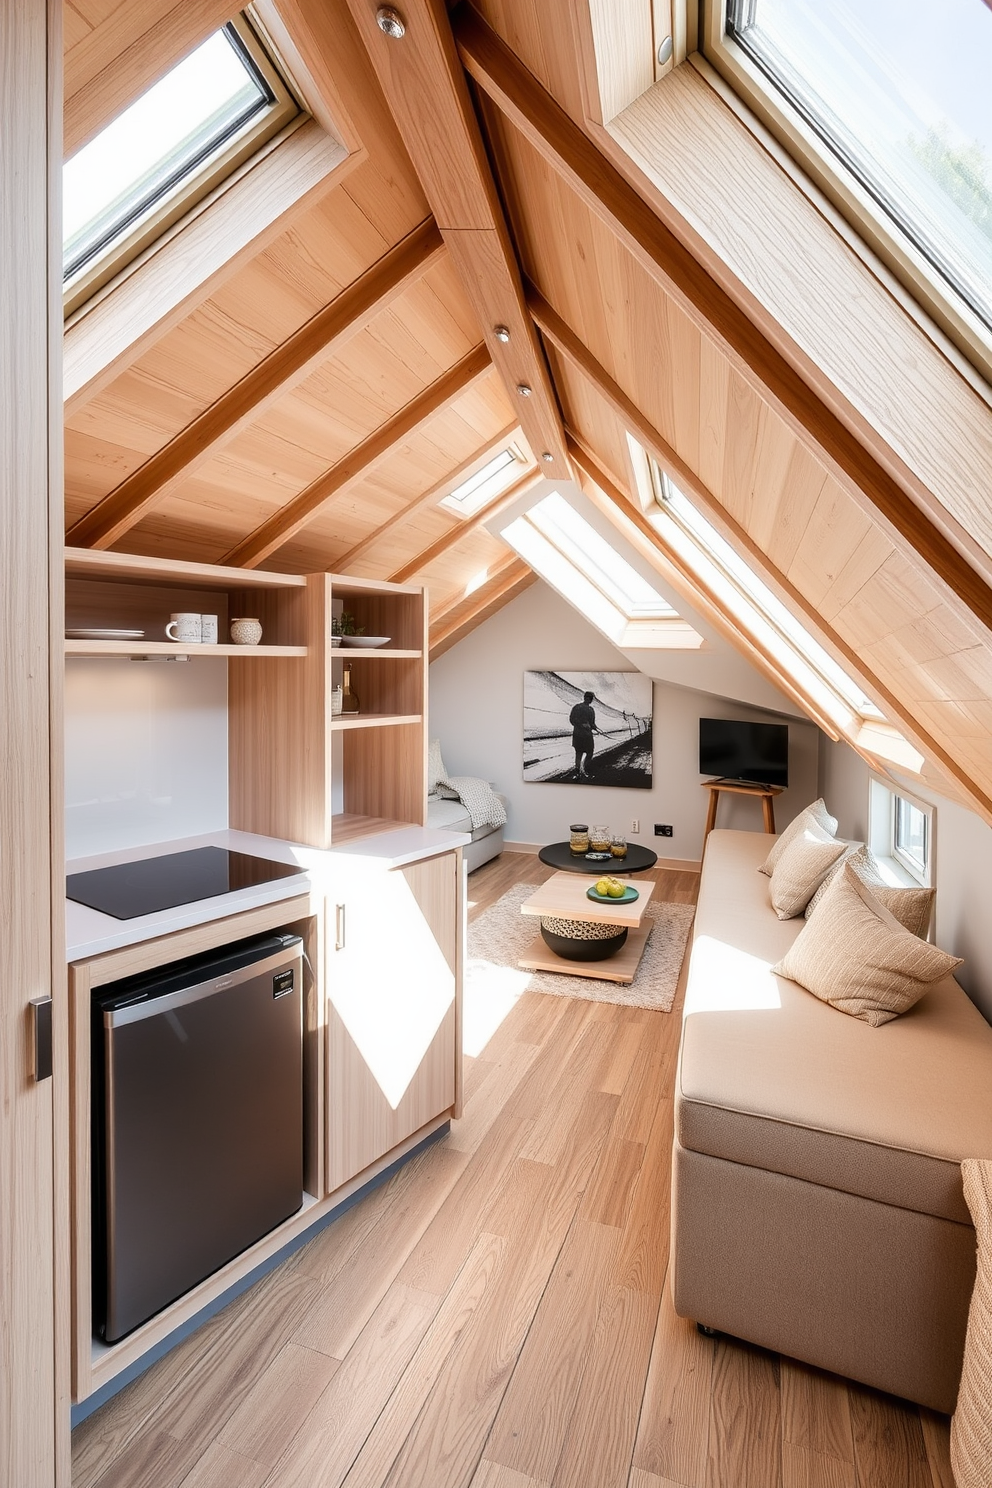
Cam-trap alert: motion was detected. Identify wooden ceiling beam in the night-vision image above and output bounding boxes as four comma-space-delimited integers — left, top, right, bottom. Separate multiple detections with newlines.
388, 467, 542, 583
333, 418, 523, 570
531, 286, 992, 815
455, 2, 992, 639
342, 0, 570, 475
429, 547, 522, 628
224, 341, 492, 568
430, 560, 536, 659
66, 219, 445, 551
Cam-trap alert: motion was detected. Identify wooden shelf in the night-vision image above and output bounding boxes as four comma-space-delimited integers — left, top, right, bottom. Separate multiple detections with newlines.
330, 813, 411, 844
330, 712, 421, 730
65, 640, 307, 658
65, 546, 306, 591
332, 648, 422, 659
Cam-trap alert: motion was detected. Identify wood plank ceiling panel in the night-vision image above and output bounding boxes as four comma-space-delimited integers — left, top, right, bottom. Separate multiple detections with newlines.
543, 311, 992, 811
64, 160, 434, 525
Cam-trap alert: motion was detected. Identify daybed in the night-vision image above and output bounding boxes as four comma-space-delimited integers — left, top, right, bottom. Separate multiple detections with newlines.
672, 827, 992, 1412
427, 791, 506, 872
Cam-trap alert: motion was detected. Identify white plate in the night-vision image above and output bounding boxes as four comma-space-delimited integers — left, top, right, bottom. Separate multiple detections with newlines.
341, 635, 391, 648
66, 628, 146, 640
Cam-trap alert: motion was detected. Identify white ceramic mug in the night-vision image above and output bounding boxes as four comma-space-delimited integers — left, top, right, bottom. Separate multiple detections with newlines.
200, 614, 218, 644
166, 612, 201, 643
230, 617, 262, 646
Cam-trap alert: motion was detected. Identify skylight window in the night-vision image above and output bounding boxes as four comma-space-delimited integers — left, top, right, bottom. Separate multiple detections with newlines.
499, 492, 701, 649
707, 0, 992, 366
439, 446, 525, 517
63, 18, 300, 315
641, 450, 883, 724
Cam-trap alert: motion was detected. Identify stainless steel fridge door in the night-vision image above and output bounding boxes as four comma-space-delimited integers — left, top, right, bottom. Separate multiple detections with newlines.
101, 945, 303, 1341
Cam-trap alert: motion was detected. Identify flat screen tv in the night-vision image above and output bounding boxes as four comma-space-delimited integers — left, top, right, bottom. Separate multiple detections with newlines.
699, 717, 789, 788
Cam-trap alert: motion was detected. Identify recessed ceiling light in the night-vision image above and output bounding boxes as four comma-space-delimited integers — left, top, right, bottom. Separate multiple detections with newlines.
493, 325, 511, 343
542, 451, 555, 462
516, 384, 533, 397
376, 7, 406, 39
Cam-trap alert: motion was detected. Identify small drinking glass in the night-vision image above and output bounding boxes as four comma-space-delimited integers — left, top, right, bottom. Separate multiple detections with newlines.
610, 834, 627, 859
590, 824, 610, 853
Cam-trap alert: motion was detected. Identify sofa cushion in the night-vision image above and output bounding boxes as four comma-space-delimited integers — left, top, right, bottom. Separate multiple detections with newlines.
678, 829, 992, 1225
427, 793, 505, 843
759, 798, 838, 876
805, 842, 935, 936
768, 821, 846, 919
773, 865, 960, 1025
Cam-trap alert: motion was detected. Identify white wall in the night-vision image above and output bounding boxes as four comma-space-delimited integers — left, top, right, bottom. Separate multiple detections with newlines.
820, 737, 992, 1022
65, 658, 228, 858
430, 581, 820, 864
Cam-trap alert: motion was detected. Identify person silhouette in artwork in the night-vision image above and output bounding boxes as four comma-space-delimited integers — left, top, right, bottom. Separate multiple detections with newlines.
569, 691, 597, 779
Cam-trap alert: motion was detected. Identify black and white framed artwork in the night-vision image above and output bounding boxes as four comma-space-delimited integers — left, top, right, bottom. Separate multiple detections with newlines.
523, 670, 653, 788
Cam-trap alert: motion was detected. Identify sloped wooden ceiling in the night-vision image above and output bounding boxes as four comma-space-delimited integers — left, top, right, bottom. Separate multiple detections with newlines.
62, 0, 992, 820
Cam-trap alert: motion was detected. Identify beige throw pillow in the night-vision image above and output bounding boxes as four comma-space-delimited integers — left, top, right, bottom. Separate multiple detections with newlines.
952, 1159, 992, 1488
759, 798, 839, 876
804, 843, 935, 937
772, 864, 962, 1025
768, 823, 846, 920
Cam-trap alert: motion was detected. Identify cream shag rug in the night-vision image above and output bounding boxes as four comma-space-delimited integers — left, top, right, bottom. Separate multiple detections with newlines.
467, 883, 695, 1013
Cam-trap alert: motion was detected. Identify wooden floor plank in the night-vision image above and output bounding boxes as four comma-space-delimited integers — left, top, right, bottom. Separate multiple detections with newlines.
73, 851, 947, 1488
216, 1342, 340, 1466
706, 1337, 783, 1488
483, 1217, 620, 1481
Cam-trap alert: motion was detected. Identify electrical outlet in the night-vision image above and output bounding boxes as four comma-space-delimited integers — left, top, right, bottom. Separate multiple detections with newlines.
654, 824, 673, 837
630, 818, 640, 834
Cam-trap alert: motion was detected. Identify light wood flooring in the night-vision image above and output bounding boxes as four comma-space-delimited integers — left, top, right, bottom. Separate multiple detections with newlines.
72, 851, 954, 1488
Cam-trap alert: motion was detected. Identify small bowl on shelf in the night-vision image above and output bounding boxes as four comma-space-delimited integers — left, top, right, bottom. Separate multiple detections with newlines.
341, 635, 391, 648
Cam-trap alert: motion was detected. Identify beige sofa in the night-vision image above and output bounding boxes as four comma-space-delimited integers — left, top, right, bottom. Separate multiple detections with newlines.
672, 828, 992, 1412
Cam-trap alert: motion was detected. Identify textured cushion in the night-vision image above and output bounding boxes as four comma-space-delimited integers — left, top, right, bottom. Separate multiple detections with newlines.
427, 739, 448, 794
768, 823, 846, 920
681, 830, 992, 1224
952, 1159, 992, 1487
759, 798, 838, 876
772, 865, 962, 1026
805, 842, 935, 937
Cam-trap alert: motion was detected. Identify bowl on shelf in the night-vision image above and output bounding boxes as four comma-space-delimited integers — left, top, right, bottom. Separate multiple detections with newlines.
341, 636, 391, 648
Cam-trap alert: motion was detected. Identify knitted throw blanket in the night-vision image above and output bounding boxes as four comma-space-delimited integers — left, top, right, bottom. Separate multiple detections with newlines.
434, 771, 507, 832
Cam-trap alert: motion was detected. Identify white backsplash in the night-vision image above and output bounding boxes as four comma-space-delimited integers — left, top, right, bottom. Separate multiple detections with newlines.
65, 658, 229, 859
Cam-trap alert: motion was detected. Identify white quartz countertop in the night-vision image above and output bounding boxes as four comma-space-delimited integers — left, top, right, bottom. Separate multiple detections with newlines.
66, 824, 470, 962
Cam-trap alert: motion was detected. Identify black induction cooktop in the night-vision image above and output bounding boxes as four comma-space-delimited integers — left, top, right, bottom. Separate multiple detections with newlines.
66, 846, 306, 920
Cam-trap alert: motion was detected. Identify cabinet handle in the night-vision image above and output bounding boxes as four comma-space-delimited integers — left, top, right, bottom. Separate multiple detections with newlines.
30, 997, 52, 1082
335, 903, 346, 951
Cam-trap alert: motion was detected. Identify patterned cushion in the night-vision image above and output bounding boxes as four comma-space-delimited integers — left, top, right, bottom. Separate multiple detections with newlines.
759, 798, 839, 876
427, 739, 448, 794
772, 864, 962, 1026
768, 822, 846, 920
805, 843, 935, 937
952, 1159, 992, 1487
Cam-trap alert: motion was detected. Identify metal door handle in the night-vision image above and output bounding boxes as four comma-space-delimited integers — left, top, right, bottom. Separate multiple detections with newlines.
30, 997, 52, 1082
335, 903, 346, 951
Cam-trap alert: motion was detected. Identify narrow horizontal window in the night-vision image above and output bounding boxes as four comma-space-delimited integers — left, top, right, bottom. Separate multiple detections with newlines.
708, 0, 992, 369
63, 17, 301, 316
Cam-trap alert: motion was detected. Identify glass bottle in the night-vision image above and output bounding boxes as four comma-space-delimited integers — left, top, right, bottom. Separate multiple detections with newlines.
569, 823, 590, 855
341, 664, 359, 714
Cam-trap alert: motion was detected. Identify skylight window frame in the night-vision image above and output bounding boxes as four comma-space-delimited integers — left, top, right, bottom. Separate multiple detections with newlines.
438, 443, 527, 518
63, 14, 303, 319
699, 0, 992, 388
523, 494, 680, 623
643, 452, 885, 727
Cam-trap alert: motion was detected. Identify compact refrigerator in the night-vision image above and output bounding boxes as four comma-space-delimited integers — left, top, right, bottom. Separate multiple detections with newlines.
91, 931, 304, 1343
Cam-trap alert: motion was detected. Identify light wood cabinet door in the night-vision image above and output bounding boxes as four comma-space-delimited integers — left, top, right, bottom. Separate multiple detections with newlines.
326, 852, 458, 1191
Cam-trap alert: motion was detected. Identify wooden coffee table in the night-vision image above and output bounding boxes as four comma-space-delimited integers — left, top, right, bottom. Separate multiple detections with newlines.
518, 871, 656, 984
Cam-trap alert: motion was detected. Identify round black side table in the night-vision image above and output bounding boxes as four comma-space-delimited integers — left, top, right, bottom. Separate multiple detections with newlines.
537, 841, 659, 875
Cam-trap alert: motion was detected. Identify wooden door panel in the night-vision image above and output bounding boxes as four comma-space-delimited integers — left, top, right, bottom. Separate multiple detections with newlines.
326, 853, 457, 1190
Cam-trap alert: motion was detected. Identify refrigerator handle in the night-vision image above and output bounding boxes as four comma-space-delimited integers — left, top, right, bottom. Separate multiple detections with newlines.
334, 903, 346, 952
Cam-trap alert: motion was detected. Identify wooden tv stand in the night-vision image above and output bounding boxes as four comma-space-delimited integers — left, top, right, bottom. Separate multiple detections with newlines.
702, 779, 783, 837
